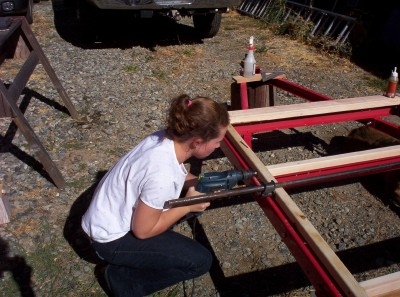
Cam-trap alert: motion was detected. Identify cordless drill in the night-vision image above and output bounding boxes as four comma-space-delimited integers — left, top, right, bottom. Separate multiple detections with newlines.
195, 169, 257, 193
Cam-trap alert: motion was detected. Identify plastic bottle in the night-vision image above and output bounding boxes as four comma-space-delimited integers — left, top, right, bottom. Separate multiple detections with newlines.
385, 67, 398, 98
243, 36, 256, 77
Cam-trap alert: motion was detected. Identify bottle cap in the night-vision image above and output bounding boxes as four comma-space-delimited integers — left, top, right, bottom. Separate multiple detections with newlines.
392, 67, 398, 78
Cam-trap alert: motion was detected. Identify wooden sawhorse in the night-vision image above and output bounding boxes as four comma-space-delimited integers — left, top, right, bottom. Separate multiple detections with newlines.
0, 16, 79, 189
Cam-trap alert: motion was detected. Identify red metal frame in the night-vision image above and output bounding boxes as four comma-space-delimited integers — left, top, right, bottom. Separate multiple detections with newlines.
225, 78, 400, 296
237, 79, 400, 147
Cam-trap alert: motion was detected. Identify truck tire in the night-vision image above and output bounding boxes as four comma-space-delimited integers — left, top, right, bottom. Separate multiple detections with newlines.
193, 12, 222, 38
76, 0, 102, 41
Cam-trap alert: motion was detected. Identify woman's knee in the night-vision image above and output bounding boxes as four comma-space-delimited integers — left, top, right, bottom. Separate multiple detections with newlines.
190, 245, 212, 277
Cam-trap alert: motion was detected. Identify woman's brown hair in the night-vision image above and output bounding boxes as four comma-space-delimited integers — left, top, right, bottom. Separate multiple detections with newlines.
166, 94, 230, 143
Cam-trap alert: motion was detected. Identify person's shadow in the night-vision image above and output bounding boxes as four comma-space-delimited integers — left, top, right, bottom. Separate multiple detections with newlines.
0, 237, 35, 296
63, 170, 112, 295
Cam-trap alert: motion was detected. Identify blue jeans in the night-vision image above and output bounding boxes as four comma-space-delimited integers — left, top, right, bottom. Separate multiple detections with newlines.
92, 230, 212, 297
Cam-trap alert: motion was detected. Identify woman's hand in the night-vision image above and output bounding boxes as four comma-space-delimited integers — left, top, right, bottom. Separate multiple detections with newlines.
183, 172, 198, 190
185, 185, 202, 198
188, 201, 210, 213
185, 186, 210, 212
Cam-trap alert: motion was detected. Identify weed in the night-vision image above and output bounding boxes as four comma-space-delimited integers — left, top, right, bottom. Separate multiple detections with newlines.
182, 48, 195, 57
152, 284, 180, 296
152, 69, 167, 80
364, 75, 387, 91
145, 54, 155, 62
62, 139, 84, 149
224, 25, 238, 31
260, 0, 352, 55
262, 0, 287, 25
66, 178, 89, 189
122, 64, 139, 73
256, 44, 268, 54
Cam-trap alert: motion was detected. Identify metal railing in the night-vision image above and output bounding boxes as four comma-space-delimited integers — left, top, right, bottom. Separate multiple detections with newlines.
237, 0, 357, 45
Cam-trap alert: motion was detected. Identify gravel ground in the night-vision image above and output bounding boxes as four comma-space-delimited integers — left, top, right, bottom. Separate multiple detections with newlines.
1, 1, 400, 297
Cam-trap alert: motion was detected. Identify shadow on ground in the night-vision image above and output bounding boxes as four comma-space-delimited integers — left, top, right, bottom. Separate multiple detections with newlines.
0, 237, 35, 296
63, 170, 107, 264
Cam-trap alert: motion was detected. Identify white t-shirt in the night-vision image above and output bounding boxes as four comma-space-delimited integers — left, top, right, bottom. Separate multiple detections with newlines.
81, 130, 187, 243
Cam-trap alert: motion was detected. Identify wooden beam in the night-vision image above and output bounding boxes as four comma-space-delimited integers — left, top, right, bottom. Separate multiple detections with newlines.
222, 124, 368, 297
360, 271, 400, 297
229, 96, 400, 124
0, 182, 11, 224
267, 145, 400, 176
233, 73, 264, 83
232, 73, 286, 84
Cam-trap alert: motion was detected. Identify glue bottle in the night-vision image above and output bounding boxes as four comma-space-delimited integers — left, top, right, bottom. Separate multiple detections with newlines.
385, 67, 398, 98
243, 36, 256, 77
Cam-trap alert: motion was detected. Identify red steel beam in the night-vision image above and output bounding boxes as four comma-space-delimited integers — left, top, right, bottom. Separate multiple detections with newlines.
233, 107, 397, 143
269, 78, 333, 102
370, 118, 400, 139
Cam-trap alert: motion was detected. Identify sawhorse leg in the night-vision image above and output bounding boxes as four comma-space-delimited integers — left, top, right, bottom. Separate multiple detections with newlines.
19, 18, 79, 119
1, 83, 65, 188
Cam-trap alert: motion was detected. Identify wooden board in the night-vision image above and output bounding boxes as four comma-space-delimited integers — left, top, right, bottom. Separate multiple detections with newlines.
232, 73, 263, 83
232, 73, 286, 84
360, 271, 400, 297
222, 124, 368, 297
267, 145, 400, 176
229, 96, 400, 125
0, 182, 11, 224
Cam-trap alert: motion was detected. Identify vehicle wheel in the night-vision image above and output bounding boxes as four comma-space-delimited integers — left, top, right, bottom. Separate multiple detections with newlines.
25, 0, 34, 24
193, 12, 222, 38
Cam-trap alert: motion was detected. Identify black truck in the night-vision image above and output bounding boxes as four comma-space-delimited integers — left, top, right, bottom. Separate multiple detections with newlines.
77, 0, 242, 38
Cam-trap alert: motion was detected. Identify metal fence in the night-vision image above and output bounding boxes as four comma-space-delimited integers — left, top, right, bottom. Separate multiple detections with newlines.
237, 0, 357, 45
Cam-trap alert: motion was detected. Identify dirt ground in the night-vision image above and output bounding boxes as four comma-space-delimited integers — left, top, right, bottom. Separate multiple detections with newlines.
1, 1, 400, 297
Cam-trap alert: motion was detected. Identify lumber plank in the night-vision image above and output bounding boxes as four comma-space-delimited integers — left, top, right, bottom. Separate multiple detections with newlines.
232, 73, 263, 83
229, 96, 400, 124
232, 73, 286, 84
267, 145, 400, 176
360, 271, 400, 297
0, 182, 11, 224
221, 124, 368, 297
